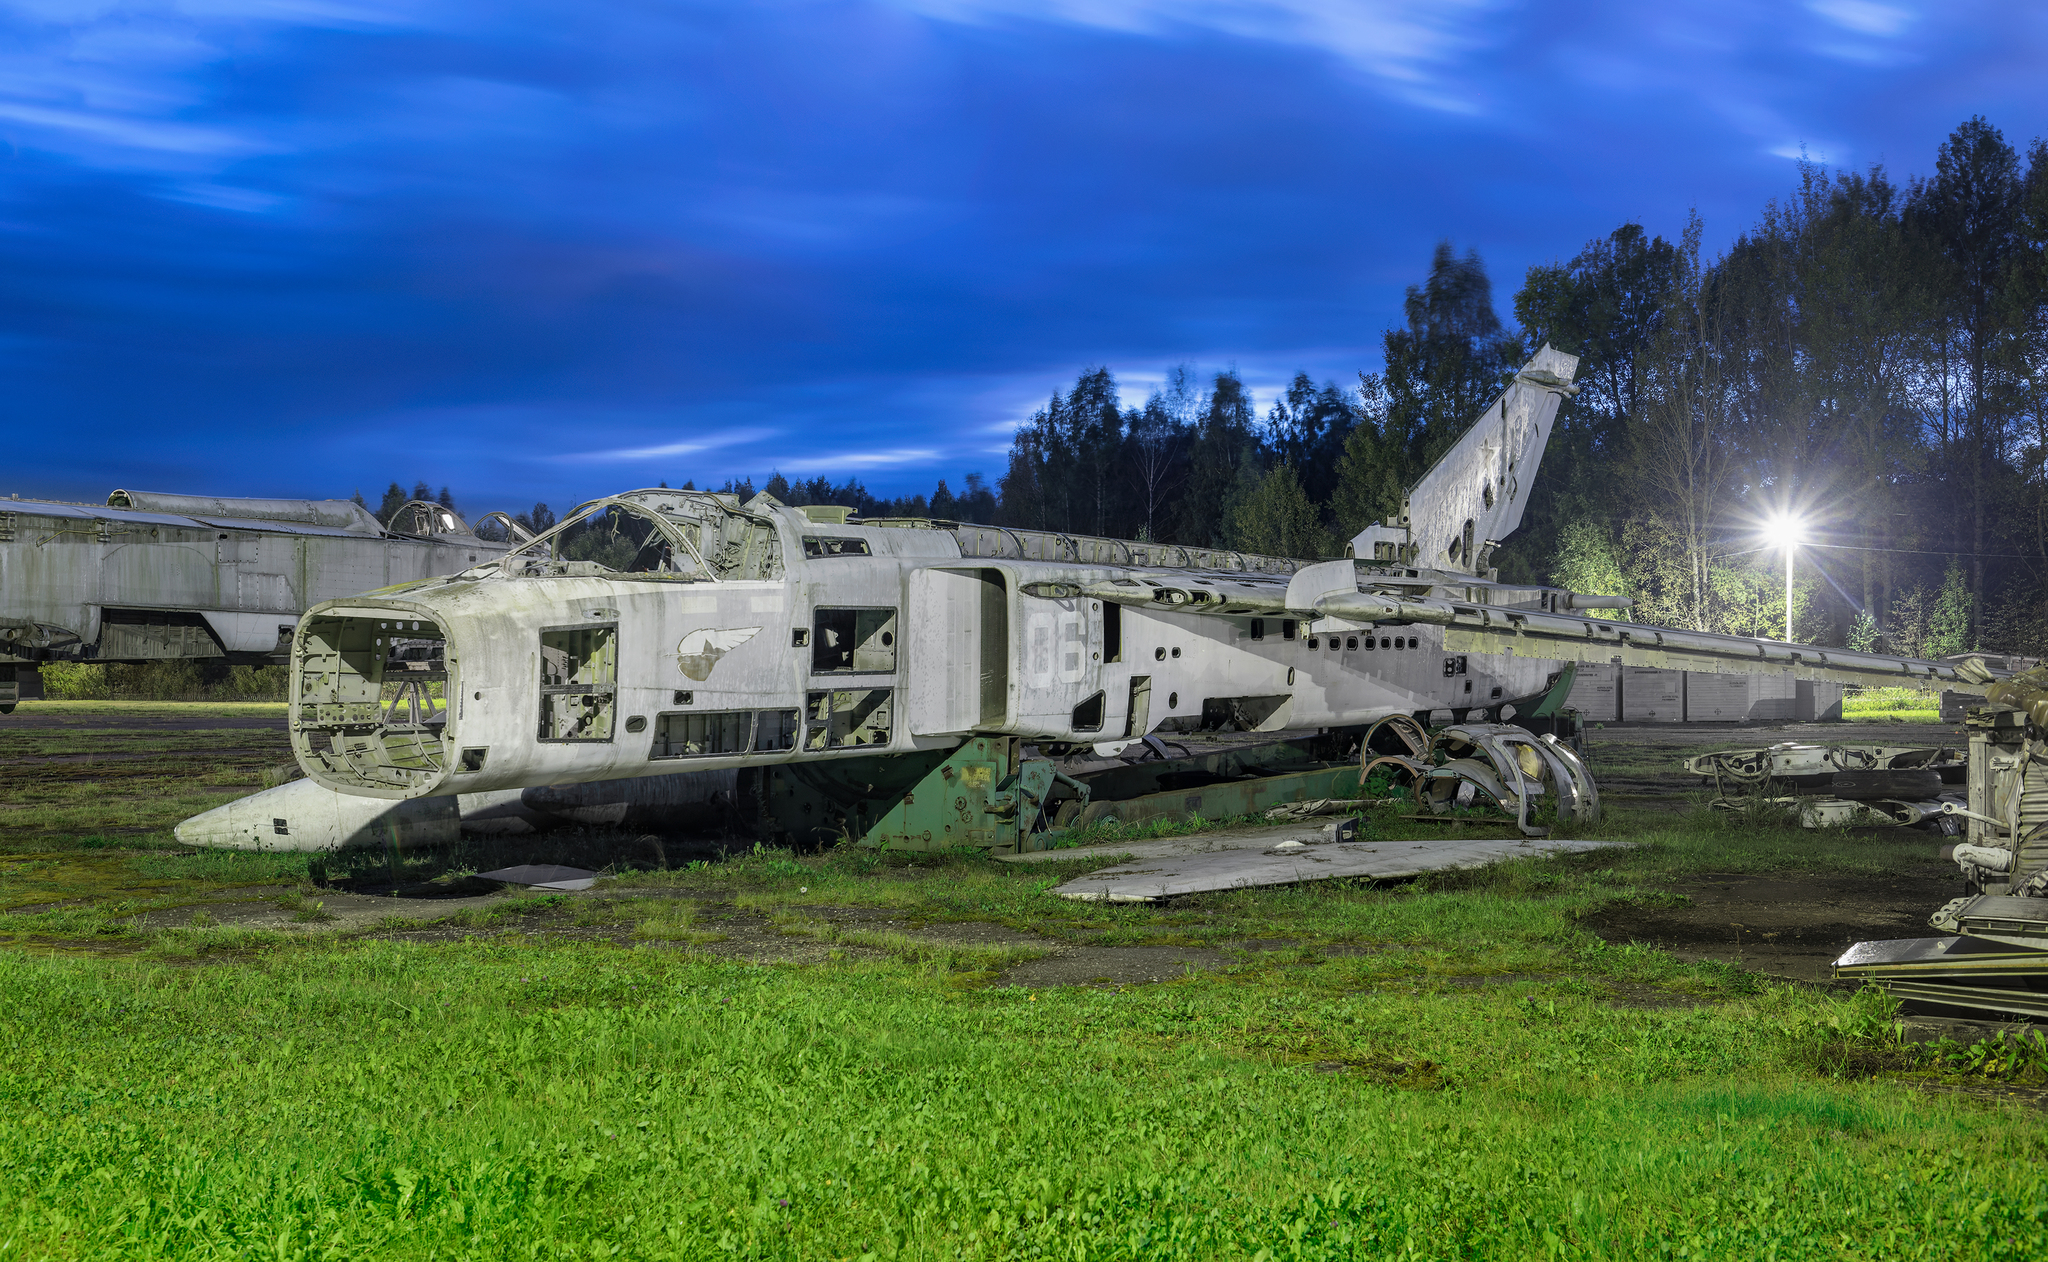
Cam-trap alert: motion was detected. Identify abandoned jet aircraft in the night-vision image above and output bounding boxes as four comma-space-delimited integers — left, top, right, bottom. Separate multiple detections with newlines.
0, 490, 522, 710
266, 347, 1989, 855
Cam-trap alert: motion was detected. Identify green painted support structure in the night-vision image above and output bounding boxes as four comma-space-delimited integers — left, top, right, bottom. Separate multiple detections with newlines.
747, 736, 1090, 853
747, 674, 1578, 854
750, 735, 1364, 855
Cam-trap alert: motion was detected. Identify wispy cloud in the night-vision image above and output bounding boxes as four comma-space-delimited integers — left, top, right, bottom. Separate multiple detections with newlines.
0, 101, 264, 158
775, 448, 943, 473
889, 0, 1506, 110
1807, 0, 1915, 36
564, 430, 776, 463
0, 0, 422, 178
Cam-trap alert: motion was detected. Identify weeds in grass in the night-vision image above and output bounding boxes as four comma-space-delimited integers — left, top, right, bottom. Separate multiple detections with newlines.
143, 924, 285, 958
446, 894, 569, 928
131, 848, 313, 885
629, 900, 727, 945
9, 706, 2037, 1257
1916, 1027, 2048, 1082
1843, 684, 1941, 712
768, 912, 1049, 974
0, 946, 2038, 1259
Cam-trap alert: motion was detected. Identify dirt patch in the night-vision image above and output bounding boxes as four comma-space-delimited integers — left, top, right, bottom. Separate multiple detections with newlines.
0, 749, 281, 768
1439, 972, 1560, 990
1, 713, 289, 734
127, 883, 506, 933
1003, 945, 1225, 987
1579, 866, 1962, 984
1604, 980, 1708, 1009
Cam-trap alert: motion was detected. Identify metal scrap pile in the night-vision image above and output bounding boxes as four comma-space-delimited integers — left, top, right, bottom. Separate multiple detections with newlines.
1684, 742, 1971, 832
1357, 715, 1600, 837
1836, 662, 2048, 1019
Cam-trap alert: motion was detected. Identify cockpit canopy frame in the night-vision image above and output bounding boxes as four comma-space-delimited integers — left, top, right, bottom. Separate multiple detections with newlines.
486, 489, 784, 583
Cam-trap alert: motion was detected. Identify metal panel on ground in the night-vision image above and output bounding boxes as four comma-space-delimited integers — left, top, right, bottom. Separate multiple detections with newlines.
1622, 667, 1684, 721
1564, 663, 1618, 722
1050, 836, 1626, 901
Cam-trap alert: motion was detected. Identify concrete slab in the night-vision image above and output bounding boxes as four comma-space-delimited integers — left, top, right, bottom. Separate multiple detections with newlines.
995, 821, 1334, 866
1049, 836, 1627, 902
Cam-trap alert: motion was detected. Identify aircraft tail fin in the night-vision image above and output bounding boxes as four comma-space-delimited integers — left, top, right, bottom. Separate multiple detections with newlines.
1351, 344, 1580, 575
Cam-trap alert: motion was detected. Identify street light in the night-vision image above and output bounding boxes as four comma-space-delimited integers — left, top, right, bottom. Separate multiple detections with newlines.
1766, 513, 1806, 641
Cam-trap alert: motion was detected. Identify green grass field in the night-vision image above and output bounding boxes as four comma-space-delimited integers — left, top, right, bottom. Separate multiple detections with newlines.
1, 702, 2043, 1260
1841, 686, 1942, 724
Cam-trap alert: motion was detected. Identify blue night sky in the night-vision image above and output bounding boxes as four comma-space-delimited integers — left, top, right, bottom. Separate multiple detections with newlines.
5, 0, 2046, 518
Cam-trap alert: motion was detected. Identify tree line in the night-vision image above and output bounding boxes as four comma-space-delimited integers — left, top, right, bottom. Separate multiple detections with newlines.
988, 114, 2048, 659
372, 115, 2048, 659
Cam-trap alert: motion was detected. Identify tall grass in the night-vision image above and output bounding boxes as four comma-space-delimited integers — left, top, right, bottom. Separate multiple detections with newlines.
1841, 684, 1941, 720
0, 943, 2040, 1260
37, 662, 289, 701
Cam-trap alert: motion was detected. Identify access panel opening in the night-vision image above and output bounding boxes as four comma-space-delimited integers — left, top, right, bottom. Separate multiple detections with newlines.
292, 612, 453, 793
539, 624, 618, 742
811, 608, 898, 673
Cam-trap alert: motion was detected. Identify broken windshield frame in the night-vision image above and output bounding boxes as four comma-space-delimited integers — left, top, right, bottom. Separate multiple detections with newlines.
480, 498, 710, 581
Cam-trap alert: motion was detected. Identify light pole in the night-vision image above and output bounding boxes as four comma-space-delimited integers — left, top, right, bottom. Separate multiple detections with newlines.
1769, 514, 1805, 641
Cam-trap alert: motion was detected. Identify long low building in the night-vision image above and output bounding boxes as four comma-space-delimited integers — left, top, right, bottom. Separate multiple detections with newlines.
1563, 663, 1845, 724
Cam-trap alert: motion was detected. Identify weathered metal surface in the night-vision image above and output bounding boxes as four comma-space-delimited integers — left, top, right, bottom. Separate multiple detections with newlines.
744, 737, 1072, 852
172, 775, 459, 851
1059, 763, 1365, 833
175, 766, 739, 850
1351, 345, 1582, 573
1050, 836, 1623, 902
474, 864, 599, 891
1687, 743, 1972, 832
259, 344, 1997, 867
1832, 691, 2048, 1019
107, 489, 384, 533
995, 819, 1343, 866
1685, 743, 1967, 790
1351, 706, 1598, 837
1833, 935, 2048, 1020
1414, 598, 1978, 691
1, 490, 514, 666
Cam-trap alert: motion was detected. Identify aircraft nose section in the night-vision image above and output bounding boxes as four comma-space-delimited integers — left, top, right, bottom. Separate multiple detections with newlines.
290, 604, 457, 799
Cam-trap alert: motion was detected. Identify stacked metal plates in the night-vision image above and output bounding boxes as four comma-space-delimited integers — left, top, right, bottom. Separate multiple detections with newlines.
1835, 896, 2048, 1019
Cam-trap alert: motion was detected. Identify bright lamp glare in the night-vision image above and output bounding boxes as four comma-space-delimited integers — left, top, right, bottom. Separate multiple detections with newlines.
1767, 514, 1806, 548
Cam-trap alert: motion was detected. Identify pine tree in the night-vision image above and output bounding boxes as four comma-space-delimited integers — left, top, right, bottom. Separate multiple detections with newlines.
1263, 373, 1357, 506
1229, 464, 1326, 558
1910, 117, 2026, 634
1174, 371, 1259, 547
1328, 375, 1403, 544
958, 473, 998, 523
375, 482, 408, 526
1382, 242, 1521, 474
